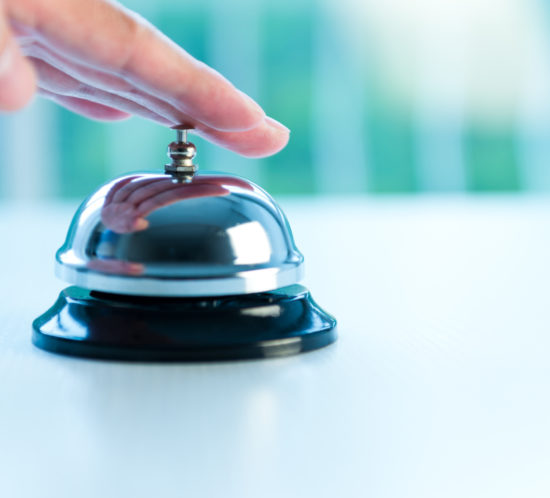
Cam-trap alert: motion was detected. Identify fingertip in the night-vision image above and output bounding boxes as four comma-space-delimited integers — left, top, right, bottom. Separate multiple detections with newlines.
196, 116, 291, 158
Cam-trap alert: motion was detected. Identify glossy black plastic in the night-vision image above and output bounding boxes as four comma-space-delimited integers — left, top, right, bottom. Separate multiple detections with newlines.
32, 285, 337, 361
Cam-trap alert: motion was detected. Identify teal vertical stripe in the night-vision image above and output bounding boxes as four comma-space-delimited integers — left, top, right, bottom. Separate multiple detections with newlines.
465, 128, 520, 191
366, 104, 417, 193
260, 6, 315, 194
153, 8, 208, 63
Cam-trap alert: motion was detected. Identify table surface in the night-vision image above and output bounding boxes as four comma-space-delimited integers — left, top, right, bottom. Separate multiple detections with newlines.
1, 196, 549, 498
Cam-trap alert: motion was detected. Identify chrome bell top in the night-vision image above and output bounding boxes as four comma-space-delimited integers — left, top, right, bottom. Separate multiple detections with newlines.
55, 130, 304, 297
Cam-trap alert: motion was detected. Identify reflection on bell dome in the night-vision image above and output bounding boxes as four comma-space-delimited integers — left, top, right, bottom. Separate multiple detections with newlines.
55, 172, 304, 297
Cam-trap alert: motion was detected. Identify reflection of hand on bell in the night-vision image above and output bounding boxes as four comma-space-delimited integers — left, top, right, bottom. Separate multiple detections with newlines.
101, 176, 231, 234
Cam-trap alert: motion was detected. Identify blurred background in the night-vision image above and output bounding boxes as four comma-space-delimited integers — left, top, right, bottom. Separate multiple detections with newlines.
2, 0, 550, 199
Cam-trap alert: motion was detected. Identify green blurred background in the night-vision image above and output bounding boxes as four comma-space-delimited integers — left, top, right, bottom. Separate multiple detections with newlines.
2, 0, 550, 199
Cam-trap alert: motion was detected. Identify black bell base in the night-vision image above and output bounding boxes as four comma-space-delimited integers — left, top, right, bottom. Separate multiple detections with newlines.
32, 285, 337, 361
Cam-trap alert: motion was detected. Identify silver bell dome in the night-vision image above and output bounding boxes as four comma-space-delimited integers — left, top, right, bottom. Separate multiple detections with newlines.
56, 172, 304, 297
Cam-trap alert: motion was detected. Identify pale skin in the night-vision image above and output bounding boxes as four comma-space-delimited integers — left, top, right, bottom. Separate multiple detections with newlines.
0, 0, 290, 157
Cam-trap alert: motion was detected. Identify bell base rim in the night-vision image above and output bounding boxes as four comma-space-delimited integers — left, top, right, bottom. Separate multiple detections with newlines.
32, 285, 337, 362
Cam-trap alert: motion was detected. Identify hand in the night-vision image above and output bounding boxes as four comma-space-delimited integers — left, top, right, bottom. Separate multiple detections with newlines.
0, 0, 289, 157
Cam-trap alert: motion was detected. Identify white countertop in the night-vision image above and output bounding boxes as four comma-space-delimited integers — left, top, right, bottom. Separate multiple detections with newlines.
1, 196, 549, 498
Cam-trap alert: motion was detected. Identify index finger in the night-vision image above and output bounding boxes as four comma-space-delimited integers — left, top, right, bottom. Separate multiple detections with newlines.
9, 0, 265, 131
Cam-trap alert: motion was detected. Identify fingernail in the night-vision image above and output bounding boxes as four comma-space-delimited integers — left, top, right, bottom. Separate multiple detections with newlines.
266, 116, 290, 134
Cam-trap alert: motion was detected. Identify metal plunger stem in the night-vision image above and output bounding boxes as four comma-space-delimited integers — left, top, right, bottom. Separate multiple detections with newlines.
177, 129, 188, 144
165, 128, 198, 181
